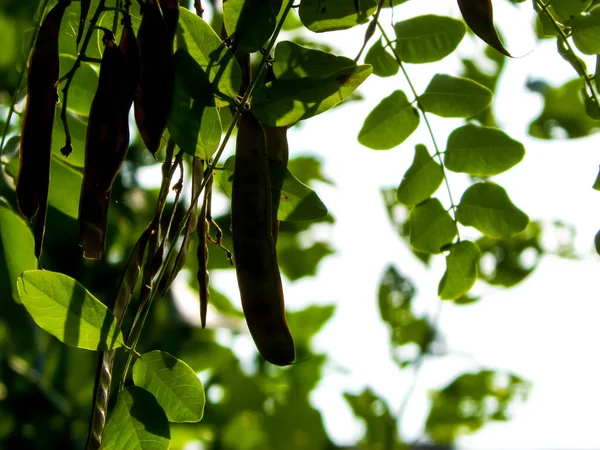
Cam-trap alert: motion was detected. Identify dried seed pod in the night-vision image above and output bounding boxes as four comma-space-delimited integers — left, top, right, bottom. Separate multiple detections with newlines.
17, 0, 69, 257
79, 21, 140, 259
264, 125, 288, 243
232, 112, 295, 366
134, 0, 178, 154
196, 159, 210, 328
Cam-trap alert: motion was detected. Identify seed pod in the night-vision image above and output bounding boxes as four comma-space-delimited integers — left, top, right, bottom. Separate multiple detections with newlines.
457, 0, 511, 57
264, 126, 288, 243
231, 112, 295, 366
79, 22, 140, 259
17, 1, 69, 257
196, 160, 210, 328
134, 0, 178, 154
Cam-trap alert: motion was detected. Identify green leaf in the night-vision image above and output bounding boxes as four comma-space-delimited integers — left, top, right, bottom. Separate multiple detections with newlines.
167, 49, 222, 160
528, 78, 600, 139
345, 389, 399, 447
273, 40, 356, 80
551, 0, 591, 22
572, 8, 600, 54
456, 182, 529, 239
358, 90, 420, 150
299, 0, 378, 32
438, 240, 480, 300
0, 203, 37, 304
102, 386, 170, 450
419, 74, 492, 118
51, 112, 87, 167
16, 270, 124, 350
175, 7, 242, 105
59, 55, 98, 117
396, 144, 443, 206
444, 124, 525, 176
251, 65, 372, 126
593, 165, 600, 191
133, 350, 205, 423
223, 0, 279, 53
409, 198, 457, 254
595, 230, 600, 255
219, 156, 328, 221
5, 156, 83, 219
286, 305, 335, 345
364, 38, 399, 78
394, 15, 466, 64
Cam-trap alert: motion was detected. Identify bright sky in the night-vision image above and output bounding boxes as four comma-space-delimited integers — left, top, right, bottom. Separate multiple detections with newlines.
171, 1, 600, 448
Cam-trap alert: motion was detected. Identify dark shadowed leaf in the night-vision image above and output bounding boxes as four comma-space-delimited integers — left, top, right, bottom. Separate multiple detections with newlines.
457, 0, 512, 56
572, 8, 600, 55
223, 0, 279, 52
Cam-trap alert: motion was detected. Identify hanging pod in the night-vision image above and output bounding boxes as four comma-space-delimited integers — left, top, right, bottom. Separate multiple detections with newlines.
78, 19, 140, 260
17, 0, 70, 257
134, 0, 179, 155
231, 112, 295, 366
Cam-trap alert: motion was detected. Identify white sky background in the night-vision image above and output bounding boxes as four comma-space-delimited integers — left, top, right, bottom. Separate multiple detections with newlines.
168, 0, 600, 448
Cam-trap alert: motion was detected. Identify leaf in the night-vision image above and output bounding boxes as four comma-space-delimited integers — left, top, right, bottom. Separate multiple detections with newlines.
286, 305, 335, 345
456, 182, 529, 239
59, 55, 98, 117
550, 0, 591, 22
167, 49, 222, 160
223, 0, 279, 53
102, 386, 170, 450
17, 270, 124, 350
51, 112, 87, 167
133, 350, 205, 423
419, 74, 492, 118
593, 165, 600, 191
358, 90, 420, 150
444, 124, 525, 176
364, 38, 399, 77
394, 15, 466, 64
0, 203, 37, 304
220, 156, 328, 221
344, 389, 399, 448
273, 40, 356, 80
175, 7, 243, 105
457, 0, 512, 57
299, 0, 378, 32
572, 8, 600, 55
409, 198, 457, 254
251, 64, 372, 126
527, 78, 600, 139
396, 144, 443, 206
438, 240, 480, 300
595, 230, 600, 255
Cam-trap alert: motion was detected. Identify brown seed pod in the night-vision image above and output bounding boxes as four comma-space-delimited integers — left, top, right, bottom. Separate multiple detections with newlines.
231, 112, 295, 366
17, 1, 70, 257
79, 21, 140, 260
134, 0, 178, 154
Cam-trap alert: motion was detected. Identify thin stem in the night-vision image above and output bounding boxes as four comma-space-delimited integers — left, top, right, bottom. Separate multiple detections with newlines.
378, 23, 460, 239
535, 0, 600, 103
0, 0, 51, 155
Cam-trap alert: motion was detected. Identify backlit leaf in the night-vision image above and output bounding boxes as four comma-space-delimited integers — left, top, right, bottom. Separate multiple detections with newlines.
358, 90, 420, 150
252, 65, 372, 126
396, 144, 443, 206
409, 198, 457, 254
364, 38, 399, 77
419, 74, 492, 118
223, 0, 280, 52
394, 15, 465, 64
102, 386, 170, 450
438, 240, 480, 300
17, 270, 124, 350
572, 8, 600, 55
456, 182, 529, 239
299, 0, 378, 32
444, 124, 525, 176
133, 350, 205, 423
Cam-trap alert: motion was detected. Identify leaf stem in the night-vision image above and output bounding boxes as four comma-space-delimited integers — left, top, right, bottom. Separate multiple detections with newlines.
377, 23, 460, 239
